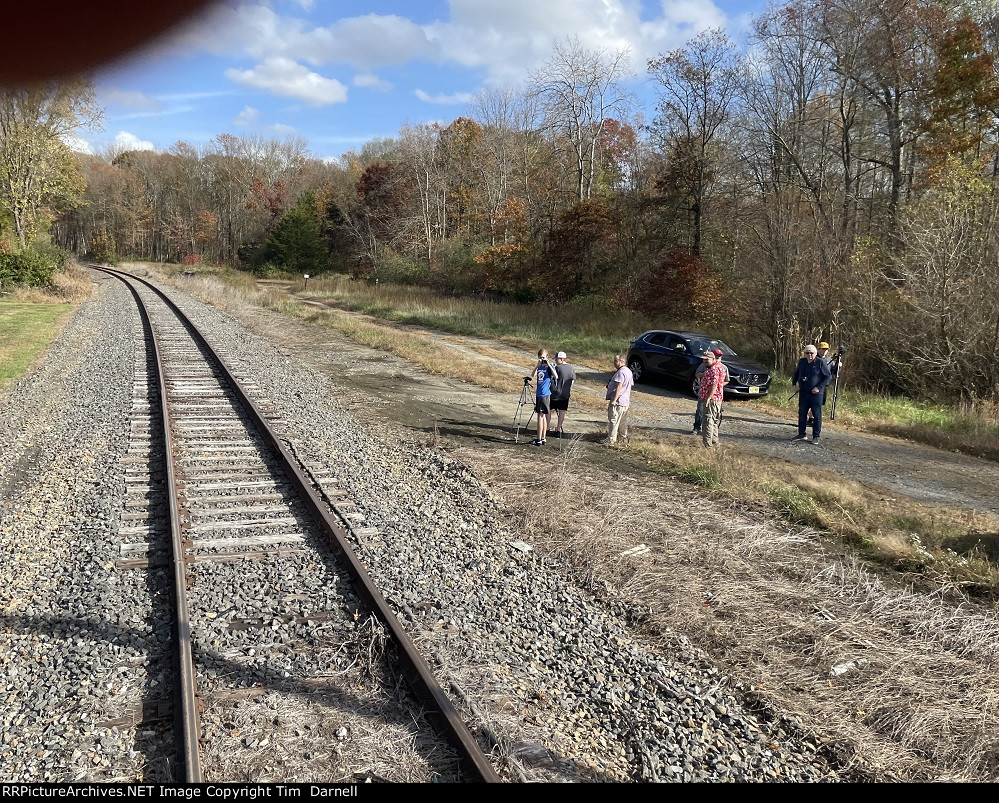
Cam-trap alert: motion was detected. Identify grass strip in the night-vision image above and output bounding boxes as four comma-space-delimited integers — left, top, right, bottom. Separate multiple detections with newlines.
0, 302, 73, 389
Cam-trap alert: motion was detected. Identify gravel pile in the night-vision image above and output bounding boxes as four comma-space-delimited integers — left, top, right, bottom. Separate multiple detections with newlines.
0, 273, 843, 782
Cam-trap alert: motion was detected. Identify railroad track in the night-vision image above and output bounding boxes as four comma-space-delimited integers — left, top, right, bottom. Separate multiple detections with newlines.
93, 266, 499, 783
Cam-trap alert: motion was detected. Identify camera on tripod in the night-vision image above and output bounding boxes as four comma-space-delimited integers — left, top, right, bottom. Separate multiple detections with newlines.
523, 375, 532, 385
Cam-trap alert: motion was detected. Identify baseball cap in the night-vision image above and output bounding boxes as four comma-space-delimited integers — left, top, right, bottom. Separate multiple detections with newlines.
712, 348, 723, 357
819, 341, 830, 349
804, 344, 817, 354
556, 351, 567, 359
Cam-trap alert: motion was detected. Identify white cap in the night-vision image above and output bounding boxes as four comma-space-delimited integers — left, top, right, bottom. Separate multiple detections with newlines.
556, 352, 567, 359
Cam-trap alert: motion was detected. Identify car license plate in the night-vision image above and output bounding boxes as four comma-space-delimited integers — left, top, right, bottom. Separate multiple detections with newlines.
748, 386, 760, 394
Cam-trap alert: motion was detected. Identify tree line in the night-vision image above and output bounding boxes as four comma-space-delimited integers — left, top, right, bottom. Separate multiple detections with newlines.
2, 0, 998, 402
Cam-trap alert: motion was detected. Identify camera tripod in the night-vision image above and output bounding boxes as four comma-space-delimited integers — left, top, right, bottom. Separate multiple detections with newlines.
829, 345, 847, 420
512, 376, 535, 443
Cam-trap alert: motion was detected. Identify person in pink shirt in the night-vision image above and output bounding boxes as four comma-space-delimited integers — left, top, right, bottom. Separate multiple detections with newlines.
604, 354, 634, 444
698, 350, 726, 447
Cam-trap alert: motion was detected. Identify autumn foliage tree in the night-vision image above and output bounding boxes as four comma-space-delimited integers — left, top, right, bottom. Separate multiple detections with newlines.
0, 78, 100, 248
874, 157, 999, 399
921, 14, 999, 171
627, 248, 718, 324
543, 197, 619, 299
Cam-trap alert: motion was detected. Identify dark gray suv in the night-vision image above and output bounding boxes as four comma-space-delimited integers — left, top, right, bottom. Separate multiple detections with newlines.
626, 330, 772, 397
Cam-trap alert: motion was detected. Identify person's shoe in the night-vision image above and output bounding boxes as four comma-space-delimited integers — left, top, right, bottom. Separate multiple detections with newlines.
692, 427, 701, 434
554, 429, 563, 438
532, 439, 543, 446
791, 434, 806, 441
541, 438, 546, 445
811, 437, 820, 445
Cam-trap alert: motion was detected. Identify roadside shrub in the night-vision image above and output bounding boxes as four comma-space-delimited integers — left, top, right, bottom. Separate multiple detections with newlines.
0, 243, 68, 288
372, 249, 428, 286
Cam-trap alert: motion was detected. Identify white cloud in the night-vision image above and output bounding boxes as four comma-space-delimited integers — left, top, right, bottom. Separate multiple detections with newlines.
158, 1, 734, 94
62, 133, 94, 154
233, 105, 260, 126
169, 3, 287, 57
101, 88, 160, 110
295, 14, 438, 69
426, 0, 724, 84
225, 57, 348, 106
414, 88, 474, 105
269, 123, 299, 136
167, 5, 436, 69
114, 131, 156, 152
114, 106, 195, 121
353, 72, 393, 92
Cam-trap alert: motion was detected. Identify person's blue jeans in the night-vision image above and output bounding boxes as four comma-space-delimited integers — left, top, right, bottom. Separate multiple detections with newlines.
798, 392, 823, 437
694, 399, 704, 430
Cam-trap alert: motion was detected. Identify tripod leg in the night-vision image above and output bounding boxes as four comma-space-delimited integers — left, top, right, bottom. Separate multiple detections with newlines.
513, 387, 529, 442
830, 359, 842, 420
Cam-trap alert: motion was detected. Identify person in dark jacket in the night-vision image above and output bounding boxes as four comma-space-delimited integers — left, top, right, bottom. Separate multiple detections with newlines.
791, 344, 831, 445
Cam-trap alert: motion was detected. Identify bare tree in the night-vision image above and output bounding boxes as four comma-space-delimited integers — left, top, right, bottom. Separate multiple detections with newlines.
530, 36, 635, 203
877, 157, 999, 398
816, 0, 943, 242
738, 2, 867, 365
648, 28, 744, 255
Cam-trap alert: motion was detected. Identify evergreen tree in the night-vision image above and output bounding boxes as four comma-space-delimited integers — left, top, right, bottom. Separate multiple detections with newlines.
259, 191, 329, 275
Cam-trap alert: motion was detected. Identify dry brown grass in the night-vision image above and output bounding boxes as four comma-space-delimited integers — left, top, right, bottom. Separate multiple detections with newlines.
6, 260, 94, 304
459, 441, 999, 782
628, 435, 999, 596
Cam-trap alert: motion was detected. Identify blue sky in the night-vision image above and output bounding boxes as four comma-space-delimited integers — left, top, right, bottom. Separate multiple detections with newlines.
82, 0, 765, 162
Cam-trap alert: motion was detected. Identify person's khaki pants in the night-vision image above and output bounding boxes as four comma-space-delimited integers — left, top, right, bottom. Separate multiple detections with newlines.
702, 399, 722, 447
607, 403, 630, 442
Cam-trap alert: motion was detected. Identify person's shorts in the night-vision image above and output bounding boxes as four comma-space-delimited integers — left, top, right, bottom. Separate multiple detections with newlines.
534, 395, 551, 415
550, 397, 569, 411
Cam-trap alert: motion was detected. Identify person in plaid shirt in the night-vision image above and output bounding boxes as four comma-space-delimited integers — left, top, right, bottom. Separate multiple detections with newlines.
698, 350, 726, 447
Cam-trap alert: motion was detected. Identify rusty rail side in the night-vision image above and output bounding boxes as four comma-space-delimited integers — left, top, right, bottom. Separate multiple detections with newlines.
100, 269, 203, 782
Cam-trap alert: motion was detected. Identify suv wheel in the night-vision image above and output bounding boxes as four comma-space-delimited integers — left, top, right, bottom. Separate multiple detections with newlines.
691, 376, 701, 398
627, 357, 643, 382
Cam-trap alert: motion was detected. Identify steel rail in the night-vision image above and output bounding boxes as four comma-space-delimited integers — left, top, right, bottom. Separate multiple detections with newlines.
102, 269, 203, 782
94, 266, 499, 783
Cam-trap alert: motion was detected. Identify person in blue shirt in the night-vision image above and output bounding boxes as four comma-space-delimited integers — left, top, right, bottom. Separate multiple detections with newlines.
791, 344, 832, 445
532, 349, 556, 446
